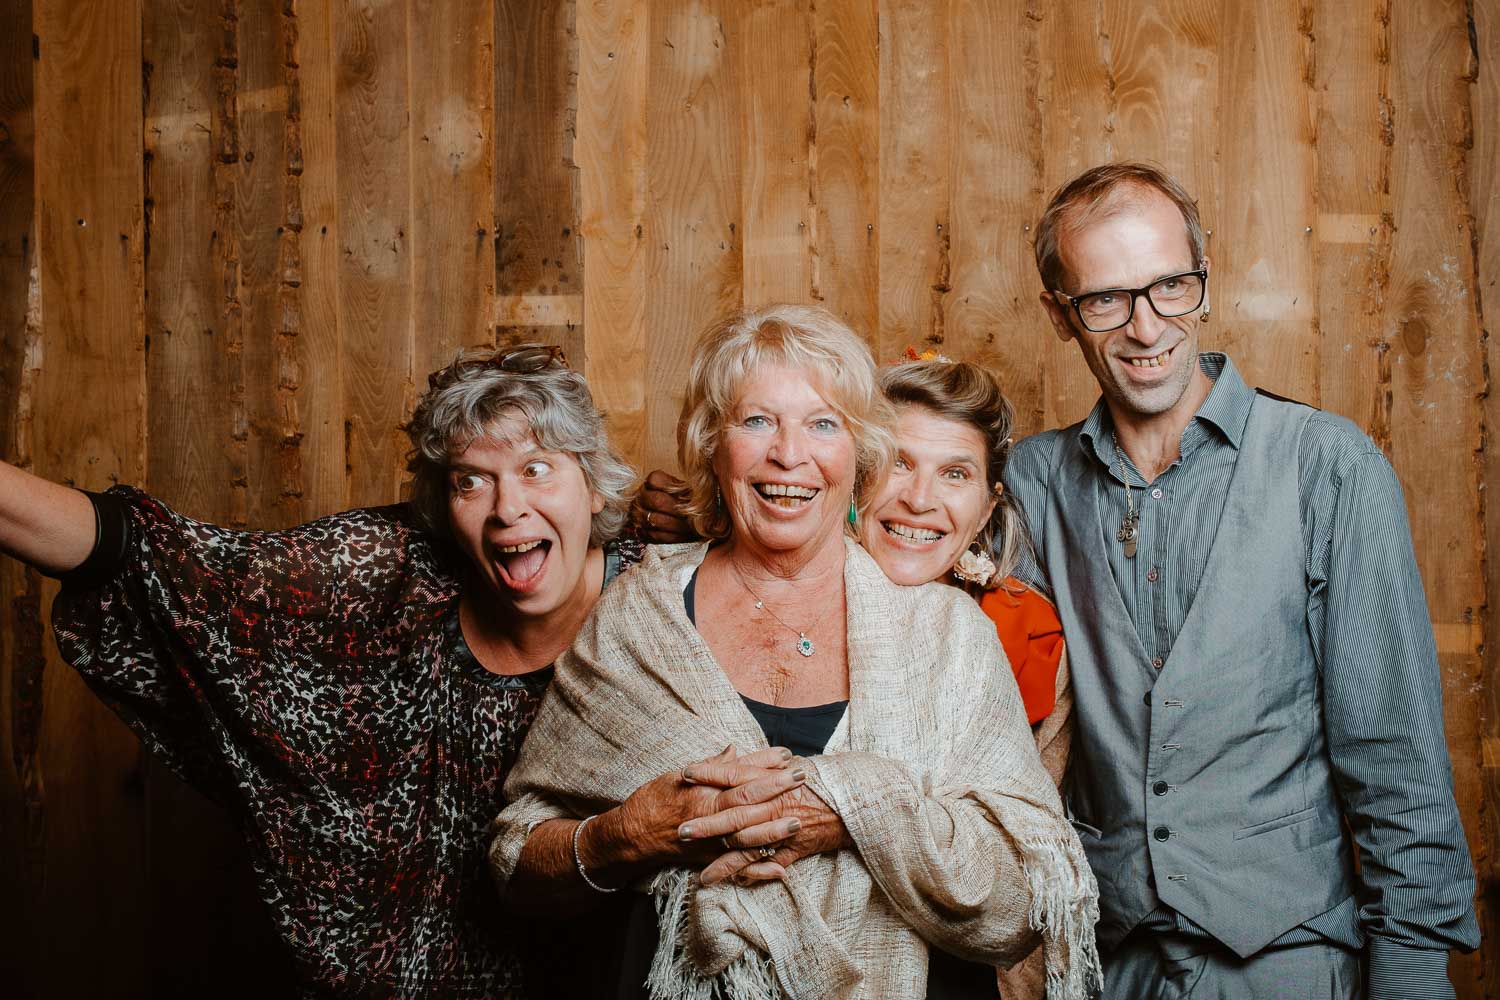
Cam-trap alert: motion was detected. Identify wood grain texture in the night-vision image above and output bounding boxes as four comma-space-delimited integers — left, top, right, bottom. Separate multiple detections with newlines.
643, 0, 743, 473
335, 0, 413, 508
738, 0, 812, 307
291, 0, 345, 519
0, 0, 34, 990
496, 0, 585, 362
2, 2, 1497, 994
811, 0, 878, 338
578, 0, 650, 458
944, 2, 1040, 422
1214, 0, 1319, 403
1473, 0, 1500, 991
31, 1, 150, 996
411, 0, 495, 378
876, 0, 949, 363
1381, 1, 1487, 991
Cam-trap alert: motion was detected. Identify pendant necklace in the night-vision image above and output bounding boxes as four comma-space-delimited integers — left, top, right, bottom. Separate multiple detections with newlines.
1114, 444, 1140, 559
729, 557, 837, 657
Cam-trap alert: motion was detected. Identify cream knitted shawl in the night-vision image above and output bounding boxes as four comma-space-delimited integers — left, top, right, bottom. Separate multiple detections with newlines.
489, 540, 1100, 1000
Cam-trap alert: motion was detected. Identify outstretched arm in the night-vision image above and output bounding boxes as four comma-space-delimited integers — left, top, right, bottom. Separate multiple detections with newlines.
0, 459, 98, 574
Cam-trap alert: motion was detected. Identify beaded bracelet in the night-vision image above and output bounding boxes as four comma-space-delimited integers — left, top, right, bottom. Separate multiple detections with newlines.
571, 814, 619, 894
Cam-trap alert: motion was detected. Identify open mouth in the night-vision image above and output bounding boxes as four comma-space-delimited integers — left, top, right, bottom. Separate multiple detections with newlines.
754, 483, 820, 508
1124, 344, 1176, 370
493, 538, 551, 587
882, 521, 946, 545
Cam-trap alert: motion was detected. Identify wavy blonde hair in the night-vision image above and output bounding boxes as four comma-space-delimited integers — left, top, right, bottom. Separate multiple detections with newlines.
676, 304, 896, 540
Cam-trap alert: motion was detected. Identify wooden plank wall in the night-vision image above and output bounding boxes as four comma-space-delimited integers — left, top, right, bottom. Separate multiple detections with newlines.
0, 1, 1495, 995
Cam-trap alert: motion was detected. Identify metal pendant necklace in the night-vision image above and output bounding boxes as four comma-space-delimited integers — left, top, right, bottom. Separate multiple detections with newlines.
1114, 444, 1140, 559
729, 557, 836, 657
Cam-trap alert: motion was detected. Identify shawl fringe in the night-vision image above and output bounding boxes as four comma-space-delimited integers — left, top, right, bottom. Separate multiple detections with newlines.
647, 869, 782, 1000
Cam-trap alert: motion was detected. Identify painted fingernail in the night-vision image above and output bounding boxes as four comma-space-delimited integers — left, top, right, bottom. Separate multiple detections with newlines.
678, 824, 694, 840
791, 768, 807, 782
682, 768, 695, 782
787, 819, 801, 833
778, 748, 793, 761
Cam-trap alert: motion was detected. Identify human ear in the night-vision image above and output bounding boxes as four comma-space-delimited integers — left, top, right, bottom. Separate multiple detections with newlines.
1040, 290, 1076, 344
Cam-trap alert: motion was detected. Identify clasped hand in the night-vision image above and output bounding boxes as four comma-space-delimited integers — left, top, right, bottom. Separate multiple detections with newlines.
613, 744, 849, 886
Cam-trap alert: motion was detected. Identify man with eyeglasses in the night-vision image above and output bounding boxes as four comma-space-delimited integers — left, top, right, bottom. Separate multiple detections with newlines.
1005, 163, 1477, 998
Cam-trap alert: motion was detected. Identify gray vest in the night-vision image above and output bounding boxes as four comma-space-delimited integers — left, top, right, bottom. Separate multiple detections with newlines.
1038, 393, 1355, 957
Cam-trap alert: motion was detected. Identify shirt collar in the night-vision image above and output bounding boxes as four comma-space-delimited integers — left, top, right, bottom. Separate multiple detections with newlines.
1078, 352, 1253, 469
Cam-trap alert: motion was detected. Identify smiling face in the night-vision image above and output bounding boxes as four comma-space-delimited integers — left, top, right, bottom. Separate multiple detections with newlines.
860, 405, 998, 586
1041, 189, 1211, 429
446, 414, 604, 619
713, 365, 857, 564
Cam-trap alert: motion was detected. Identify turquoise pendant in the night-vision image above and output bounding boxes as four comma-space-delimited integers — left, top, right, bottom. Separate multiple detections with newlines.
796, 634, 815, 657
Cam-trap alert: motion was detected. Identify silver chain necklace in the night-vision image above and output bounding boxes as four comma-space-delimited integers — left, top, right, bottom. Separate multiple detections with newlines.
728, 557, 838, 657
1114, 444, 1140, 559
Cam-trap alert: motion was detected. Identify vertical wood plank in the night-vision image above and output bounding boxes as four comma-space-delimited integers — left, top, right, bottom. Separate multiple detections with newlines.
1033, 0, 1119, 431
238, 0, 306, 529
642, 0, 743, 473
292, 0, 346, 519
1312, 0, 1391, 437
410, 0, 495, 381
1214, 0, 1318, 402
577, 0, 650, 463
31, 1, 149, 997
944, 1, 1042, 425
1473, 0, 1500, 992
0, 0, 35, 992
336, 0, 413, 507
876, 0, 948, 362
495, 0, 585, 361
738, 0, 812, 307
1382, 2, 1487, 992
811, 0, 879, 340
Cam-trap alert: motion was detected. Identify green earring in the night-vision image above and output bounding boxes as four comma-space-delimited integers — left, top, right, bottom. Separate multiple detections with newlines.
847, 499, 857, 525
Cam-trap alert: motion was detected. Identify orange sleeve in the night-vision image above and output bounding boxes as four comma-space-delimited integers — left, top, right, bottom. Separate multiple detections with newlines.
978, 578, 1065, 725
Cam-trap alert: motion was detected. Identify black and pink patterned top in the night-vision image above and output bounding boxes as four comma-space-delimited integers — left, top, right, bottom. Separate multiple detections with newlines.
50, 487, 641, 999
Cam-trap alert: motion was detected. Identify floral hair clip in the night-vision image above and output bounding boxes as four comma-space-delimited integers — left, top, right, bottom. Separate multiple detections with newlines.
895, 345, 953, 364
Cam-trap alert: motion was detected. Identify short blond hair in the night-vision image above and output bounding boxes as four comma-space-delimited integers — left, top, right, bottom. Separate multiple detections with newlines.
1034, 161, 1205, 291
676, 304, 896, 539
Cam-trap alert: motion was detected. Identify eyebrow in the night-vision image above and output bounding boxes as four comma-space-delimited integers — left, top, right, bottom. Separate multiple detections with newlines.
1071, 264, 1196, 296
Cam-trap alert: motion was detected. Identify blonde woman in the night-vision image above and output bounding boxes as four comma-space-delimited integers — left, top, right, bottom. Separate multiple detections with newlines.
491, 306, 1098, 999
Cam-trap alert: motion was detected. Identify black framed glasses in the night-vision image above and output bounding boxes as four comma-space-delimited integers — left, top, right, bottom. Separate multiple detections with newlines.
1053, 267, 1208, 333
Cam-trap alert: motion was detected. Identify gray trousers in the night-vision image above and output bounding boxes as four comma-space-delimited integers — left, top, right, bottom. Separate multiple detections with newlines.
1103, 930, 1362, 1000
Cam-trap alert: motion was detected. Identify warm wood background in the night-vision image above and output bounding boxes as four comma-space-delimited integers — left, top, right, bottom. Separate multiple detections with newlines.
0, 0, 1494, 995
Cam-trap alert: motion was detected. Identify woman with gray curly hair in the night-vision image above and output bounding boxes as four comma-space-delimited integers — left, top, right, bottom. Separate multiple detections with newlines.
0, 344, 711, 998
491, 307, 1099, 999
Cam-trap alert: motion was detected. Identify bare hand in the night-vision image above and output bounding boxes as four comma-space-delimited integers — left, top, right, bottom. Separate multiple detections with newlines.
593, 746, 806, 875
632, 470, 696, 544
689, 780, 852, 885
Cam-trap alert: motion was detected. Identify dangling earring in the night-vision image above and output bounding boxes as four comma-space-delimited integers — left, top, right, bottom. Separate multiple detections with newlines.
847, 498, 857, 525
1200, 305, 1211, 322
715, 487, 724, 514
952, 539, 997, 586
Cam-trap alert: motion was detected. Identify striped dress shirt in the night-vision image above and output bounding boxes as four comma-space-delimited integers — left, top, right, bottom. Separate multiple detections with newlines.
1009, 352, 1479, 998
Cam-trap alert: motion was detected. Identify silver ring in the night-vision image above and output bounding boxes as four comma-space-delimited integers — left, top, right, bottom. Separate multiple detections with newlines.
757, 845, 776, 859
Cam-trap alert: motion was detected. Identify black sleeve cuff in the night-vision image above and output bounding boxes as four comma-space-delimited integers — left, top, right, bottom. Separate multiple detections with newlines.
54, 489, 133, 590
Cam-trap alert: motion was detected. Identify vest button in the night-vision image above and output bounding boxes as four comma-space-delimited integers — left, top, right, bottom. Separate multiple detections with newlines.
1151, 657, 1164, 670
1153, 826, 1171, 842
1153, 781, 1169, 796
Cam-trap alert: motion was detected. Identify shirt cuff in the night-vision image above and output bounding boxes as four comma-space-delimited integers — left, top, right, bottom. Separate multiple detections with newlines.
1367, 938, 1455, 1000
54, 489, 133, 590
